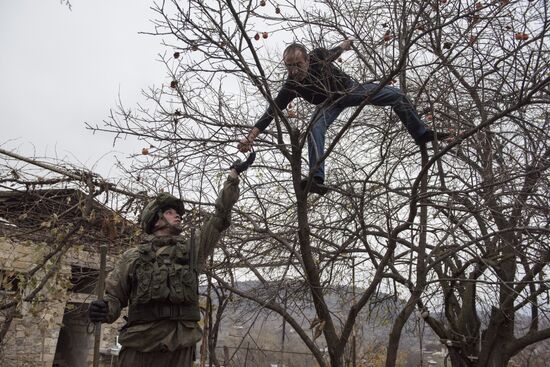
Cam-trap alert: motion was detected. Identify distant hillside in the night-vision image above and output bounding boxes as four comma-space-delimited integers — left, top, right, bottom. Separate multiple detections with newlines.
200, 280, 444, 367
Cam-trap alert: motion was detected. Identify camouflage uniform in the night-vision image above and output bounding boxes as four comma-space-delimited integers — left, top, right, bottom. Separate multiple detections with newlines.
103, 176, 239, 367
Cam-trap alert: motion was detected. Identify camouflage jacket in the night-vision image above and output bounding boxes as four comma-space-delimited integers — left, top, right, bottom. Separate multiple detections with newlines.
103, 175, 239, 352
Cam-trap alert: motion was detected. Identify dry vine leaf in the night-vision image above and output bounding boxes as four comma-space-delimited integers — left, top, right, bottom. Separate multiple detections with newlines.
310, 317, 320, 329
313, 320, 326, 341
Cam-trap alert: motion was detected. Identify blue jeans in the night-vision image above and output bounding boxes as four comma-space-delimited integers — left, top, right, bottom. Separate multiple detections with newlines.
307, 82, 427, 180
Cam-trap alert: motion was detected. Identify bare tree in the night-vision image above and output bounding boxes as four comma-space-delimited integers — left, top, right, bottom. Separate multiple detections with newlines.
86, 0, 550, 366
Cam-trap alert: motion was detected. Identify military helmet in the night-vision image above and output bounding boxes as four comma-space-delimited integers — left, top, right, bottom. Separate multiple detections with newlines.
140, 193, 185, 234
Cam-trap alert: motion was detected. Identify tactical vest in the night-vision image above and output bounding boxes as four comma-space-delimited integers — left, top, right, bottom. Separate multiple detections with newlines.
127, 233, 201, 323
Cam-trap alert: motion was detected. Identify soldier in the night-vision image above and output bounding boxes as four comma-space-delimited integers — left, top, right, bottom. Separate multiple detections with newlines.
238, 40, 450, 195
88, 153, 255, 366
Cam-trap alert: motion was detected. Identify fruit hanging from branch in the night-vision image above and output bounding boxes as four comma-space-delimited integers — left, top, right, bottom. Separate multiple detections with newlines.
515, 33, 529, 41
469, 14, 480, 24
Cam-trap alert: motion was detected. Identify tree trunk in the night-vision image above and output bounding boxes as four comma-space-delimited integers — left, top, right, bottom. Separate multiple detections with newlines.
0, 304, 17, 344
481, 344, 510, 367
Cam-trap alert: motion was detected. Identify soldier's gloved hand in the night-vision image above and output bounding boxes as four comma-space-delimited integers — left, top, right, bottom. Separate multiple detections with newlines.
230, 152, 256, 174
88, 300, 108, 323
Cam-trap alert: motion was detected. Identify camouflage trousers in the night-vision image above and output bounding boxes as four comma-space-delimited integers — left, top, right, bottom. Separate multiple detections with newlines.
118, 346, 195, 367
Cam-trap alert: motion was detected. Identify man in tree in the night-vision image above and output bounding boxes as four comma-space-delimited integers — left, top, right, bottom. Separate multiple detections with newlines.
88, 153, 255, 367
238, 40, 450, 195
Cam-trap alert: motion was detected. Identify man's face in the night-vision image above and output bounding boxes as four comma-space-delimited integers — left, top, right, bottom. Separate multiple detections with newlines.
154, 207, 182, 233
284, 49, 309, 82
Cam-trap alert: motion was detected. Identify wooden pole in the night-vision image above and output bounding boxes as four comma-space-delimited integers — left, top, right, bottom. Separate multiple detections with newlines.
281, 283, 287, 366
93, 244, 108, 367
352, 256, 356, 367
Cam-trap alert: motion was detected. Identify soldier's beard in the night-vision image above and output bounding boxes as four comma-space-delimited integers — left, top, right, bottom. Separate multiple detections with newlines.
170, 224, 183, 234
153, 219, 183, 235
166, 223, 183, 235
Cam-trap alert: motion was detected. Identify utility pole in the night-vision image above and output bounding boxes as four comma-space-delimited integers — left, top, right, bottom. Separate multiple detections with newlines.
352, 256, 357, 367
281, 282, 288, 367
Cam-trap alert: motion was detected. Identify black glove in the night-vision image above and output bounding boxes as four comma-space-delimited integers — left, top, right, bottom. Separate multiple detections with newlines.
88, 300, 108, 323
230, 152, 256, 174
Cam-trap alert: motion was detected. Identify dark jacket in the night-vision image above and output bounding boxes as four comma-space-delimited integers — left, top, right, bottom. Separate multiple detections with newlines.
254, 46, 354, 132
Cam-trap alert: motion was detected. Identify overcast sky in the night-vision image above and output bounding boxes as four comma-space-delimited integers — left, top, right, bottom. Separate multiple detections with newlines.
1, 0, 168, 178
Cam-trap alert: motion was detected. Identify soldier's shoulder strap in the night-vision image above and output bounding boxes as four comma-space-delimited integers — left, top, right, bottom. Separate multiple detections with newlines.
137, 242, 154, 260
190, 228, 197, 270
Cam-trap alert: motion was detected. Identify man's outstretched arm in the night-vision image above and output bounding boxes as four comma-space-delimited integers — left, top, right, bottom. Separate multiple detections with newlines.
323, 39, 353, 63
238, 85, 297, 153
196, 153, 255, 269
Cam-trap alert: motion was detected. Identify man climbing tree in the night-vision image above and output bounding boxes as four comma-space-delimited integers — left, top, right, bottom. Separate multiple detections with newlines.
237, 40, 450, 195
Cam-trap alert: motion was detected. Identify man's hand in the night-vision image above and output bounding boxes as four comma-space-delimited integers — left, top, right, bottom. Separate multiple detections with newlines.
237, 136, 253, 153
237, 127, 260, 153
340, 39, 353, 51
230, 152, 256, 174
88, 300, 108, 323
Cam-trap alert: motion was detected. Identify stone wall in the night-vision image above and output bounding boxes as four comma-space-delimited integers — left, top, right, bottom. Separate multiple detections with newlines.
0, 237, 124, 367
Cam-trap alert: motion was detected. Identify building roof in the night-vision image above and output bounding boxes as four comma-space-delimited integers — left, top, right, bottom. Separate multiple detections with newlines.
0, 188, 137, 252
